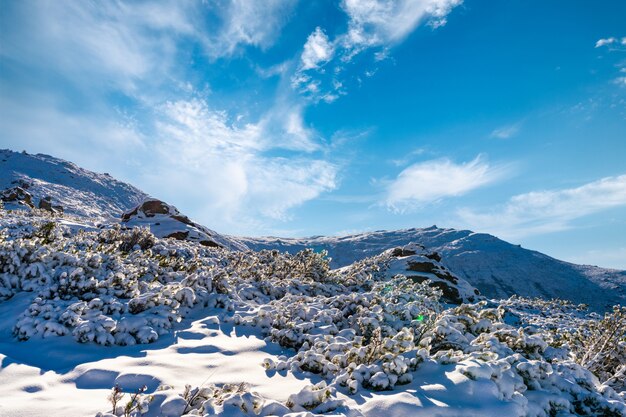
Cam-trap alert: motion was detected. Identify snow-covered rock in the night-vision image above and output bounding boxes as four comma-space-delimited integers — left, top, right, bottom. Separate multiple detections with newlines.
121, 198, 247, 251
385, 243, 481, 304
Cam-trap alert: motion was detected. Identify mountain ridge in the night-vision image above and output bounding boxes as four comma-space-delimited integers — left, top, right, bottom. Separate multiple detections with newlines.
1, 148, 624, 311
240, 228, 626, 311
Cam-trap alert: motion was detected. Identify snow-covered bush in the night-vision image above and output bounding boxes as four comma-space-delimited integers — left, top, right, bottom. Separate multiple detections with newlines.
253, 272, 443, 392
106, 382, 343, 417
2, 210, 625, 416
565, 305, 626, 392
1, 215, 228, 345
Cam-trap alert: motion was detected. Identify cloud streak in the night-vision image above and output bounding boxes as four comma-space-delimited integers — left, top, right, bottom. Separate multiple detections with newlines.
201, 0, 298, 58
457, 175, 626, 238
150, 98, 337, 226
293, 0, 463, 101
384, 155, 507, 211
490, 122, 522, 139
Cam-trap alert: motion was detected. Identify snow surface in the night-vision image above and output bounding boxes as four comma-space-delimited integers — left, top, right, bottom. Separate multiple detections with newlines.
1, 210, 625, 417
2, 150, 626, 416
240, 228, 626, 312
0, 149, 147, 219
0, 295, 311, 417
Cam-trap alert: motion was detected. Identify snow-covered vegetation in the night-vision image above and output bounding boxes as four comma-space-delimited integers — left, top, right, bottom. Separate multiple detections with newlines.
242, 228, 626, 312
1, 207, 624, 417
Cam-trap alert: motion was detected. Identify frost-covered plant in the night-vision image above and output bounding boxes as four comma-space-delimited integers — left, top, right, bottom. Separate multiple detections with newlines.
101, 381, 343, 417
100, 384, 152, 417
256, 274, 443, 392
566, 305, 626, 391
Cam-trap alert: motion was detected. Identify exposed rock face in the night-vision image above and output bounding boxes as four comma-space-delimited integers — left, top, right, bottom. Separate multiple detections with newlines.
1, 186, 34, 208
38, 196, 64, 214
1, 186, 64, 214
385, 243, 481, 305
121, 199, 170, 220
121, 198, 247, 251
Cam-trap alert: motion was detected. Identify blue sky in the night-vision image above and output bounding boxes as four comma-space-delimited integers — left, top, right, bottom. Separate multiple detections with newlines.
1, 0, 625, 268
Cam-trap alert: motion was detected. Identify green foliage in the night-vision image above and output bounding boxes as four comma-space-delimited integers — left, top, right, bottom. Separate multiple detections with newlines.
36, 221, 56, 244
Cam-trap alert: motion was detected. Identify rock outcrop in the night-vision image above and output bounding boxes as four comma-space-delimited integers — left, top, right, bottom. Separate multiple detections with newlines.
121, 198, 247, 251
385, 243, 481, 304
1, 186, 34, 209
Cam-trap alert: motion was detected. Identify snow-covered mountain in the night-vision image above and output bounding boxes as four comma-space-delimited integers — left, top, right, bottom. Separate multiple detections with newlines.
0, 149, 147, 219
2, 149, 624, 311
1, 149, 625, 417
240, 228, 626, 312
0, 149, 242, 250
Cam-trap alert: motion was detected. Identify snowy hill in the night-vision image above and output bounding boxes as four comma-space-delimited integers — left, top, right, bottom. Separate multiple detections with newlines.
240, 228, 626, 312
0, 149, 147, 219
0, 209, 624, 417
0, 150, 625, 416
2, 148, 624, 311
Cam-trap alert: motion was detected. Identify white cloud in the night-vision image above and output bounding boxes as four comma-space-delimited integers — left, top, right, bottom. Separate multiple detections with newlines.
340, 0, 462, 52
595, 37, 617, 48
150, 98, 337, 225
384, 155, 507, 211
0, 1, 202, 94
300, 27, 335, 70
490, 122, 522, 139
0, 1, 336, 233
595, 36, 626, 49
292, 0, 462, 101
203, 0, 297, 58
0, 1, 296, 95
0, 89, 145, 175
457, 175, 626, 239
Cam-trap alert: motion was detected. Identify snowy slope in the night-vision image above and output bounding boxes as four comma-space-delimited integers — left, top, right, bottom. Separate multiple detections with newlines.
239, 227, 626, 312
0, 149, 147, 219
2, 149, 623, 310
1, 210, 624, 417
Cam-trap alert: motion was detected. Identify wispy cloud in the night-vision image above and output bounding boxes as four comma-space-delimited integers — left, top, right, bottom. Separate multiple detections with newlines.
595, 37, 626, 48
457, 175, 626, 239
201, 0, 298, 58
594, 36, 626, 88
0, 1, 194, 93
0, 0, 337, 233
389, 148, 427, 167
150, 98, 337, 225
489, 122, 522, 139
340, 0, 461, 51
293, 0, 462, 101
384, 155, 508, 211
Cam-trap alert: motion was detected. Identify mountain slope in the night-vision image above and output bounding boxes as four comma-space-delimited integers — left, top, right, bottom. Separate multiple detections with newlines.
239, 228, 626, 311
2, 149, 623, 311
0, 149, 147, 219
